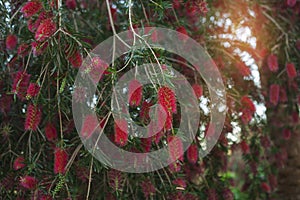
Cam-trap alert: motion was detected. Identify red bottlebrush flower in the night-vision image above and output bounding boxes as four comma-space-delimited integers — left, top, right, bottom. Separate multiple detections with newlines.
45, 122, 57, 142
176, 26, 188, 41
261, 182, 271, 193
13, 157, 26, 170
114, 119, 128, 146
240, 140, 250, 154
107, 169, 125, 191
66, 0, 77, 9
54, 148, 68, 174
267, 54, 278, 72
27, 11, 53, 33
286, 63, 297, 79
128, 79, 143, 107
241, 109, 253, 124
187, 143, 198, 164
6, 34, 17, 50
172, 178, 186, 188
283, 129, 291, 140
269, 84, 280, 106
80, 115, 99, 139
26, 83, 40, 99
199, 1, 208, 15
21, 1, 42, 18
155, 107, 172, 131
18, 43, 30, 57
241, 96, 256, 113
20, 175, 38, 190
287, 0, 297, 7
186, 3, 199, 18
192, 84, 203, 99
35, 18, 56, 42
236, 62, 251, 77
222, 188, 234, 200
32, 41, 48, 56
25, 104, 42, 131
168, 135, 184, 161
12, 71, 31, 100
240, 96, 255, 123
158, 86, 177, 113
140, 179, 156, 198
67, 50, 83, 68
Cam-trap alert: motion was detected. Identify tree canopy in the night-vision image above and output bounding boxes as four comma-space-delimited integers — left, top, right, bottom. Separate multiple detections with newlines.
0, 0, 299, 199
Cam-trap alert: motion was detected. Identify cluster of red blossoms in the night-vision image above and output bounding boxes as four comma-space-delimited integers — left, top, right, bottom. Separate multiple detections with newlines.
20, 1, 56, 55
240, 96, 256, 124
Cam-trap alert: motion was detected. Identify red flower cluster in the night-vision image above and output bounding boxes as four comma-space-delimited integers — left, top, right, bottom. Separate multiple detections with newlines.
176, 26, 189, 41
114, 119, 128, 146
167, 135, 184, 162
6, 34, 18, 50
12, 71, 31, 101
45, 122, 57, 142
13, 157, 26, 170
286, 63, 297, 79
158, 86, 176, 130
35, 18, 56, 42
236, 62, 251, 77
21, 1, 43, 18
267, 54, 278, 72
128, 79, 143, 107
25, 104, 42, 131
269, 84, 280, 106
192, 83, 203, 99
54, 148, 68, 174
20, 175, 38, 190
107, 169, 125, 191
240, 96, 256, 124
26, 83, 40, 99
187, 143, 198, 164
261, 182, 271, 193
80, 115, 99, 139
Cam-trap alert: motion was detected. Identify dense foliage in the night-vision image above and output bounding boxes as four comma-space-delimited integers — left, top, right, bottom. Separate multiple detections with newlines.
0, 0, 299, 199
